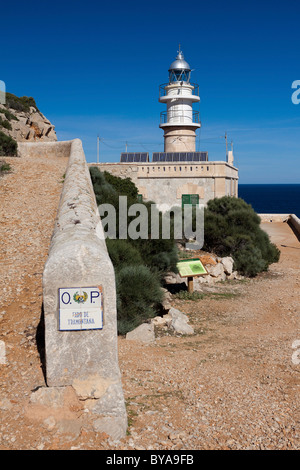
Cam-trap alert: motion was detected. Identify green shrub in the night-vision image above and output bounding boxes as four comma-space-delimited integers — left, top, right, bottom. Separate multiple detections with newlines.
116, 265, 163, 335
5, 93, 40, 113
0, 161, 11, 173
0, 131, 17, 156
0, 117, 12, 130
203, 196, 280, 276
103, 170, 138, 200
90, 166, 179, 334
174, 291, 204, 301
0, 108, 18, 121
106, 238, 143, 270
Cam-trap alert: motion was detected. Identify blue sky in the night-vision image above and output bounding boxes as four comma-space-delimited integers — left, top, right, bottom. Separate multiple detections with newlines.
1, 0, 300, 183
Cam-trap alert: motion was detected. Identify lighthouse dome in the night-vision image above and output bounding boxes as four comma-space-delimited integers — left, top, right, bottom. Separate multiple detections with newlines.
168, 51, 191, 72
168, 50, 191, 83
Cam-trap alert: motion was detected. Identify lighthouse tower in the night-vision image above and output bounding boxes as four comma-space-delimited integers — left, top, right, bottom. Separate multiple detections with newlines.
159, 47, 201, 153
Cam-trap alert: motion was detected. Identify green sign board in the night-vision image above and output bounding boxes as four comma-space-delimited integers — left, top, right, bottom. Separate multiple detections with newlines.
177, 258, 207, 278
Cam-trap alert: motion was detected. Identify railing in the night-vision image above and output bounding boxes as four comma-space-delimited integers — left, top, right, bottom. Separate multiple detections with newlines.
160, 110, 200, 125
159, 82, 199, 98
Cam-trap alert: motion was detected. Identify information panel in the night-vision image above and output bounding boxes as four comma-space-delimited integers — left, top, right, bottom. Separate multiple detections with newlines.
58, 286, 103, 331
177, 258, 207, 278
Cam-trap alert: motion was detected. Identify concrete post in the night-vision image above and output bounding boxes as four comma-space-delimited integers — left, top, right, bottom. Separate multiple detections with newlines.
42, 139, 127, 439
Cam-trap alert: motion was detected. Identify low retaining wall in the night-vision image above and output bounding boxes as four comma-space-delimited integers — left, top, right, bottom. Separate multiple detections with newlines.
259, 213, 300, 238
18, 140, 72, 159
289, 214, 300, 237
41, 139, 127, 439
258, 214, 290, 223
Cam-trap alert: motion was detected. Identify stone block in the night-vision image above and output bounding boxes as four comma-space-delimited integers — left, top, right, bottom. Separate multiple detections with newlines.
126, 323, 155, 344
221, 256, 234, 275
207, 262, 224, 278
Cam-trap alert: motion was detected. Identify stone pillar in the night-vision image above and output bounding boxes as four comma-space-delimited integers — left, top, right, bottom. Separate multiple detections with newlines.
42, 139, 127, 440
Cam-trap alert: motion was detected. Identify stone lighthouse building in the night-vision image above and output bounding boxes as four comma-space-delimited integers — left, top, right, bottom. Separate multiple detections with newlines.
159, 47, 201, 153
91, 48, 239, 212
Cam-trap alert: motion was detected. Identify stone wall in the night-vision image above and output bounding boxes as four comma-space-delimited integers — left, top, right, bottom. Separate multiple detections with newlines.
289, 214, 300, 237
18, 141, 71, 159
21, 139, 127, 440
259, 214, 300, 238
258, 214, 291, 223
90, 161, 238, 212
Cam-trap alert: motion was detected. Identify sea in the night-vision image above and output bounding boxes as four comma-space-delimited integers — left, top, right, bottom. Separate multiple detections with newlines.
238, 184, 300, 218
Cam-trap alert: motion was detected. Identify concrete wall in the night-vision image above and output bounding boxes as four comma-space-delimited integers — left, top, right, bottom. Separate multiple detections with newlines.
19, 139, 127, 440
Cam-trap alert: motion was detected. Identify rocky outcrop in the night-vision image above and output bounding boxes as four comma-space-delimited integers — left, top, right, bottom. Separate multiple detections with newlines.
0, 102, 57, 143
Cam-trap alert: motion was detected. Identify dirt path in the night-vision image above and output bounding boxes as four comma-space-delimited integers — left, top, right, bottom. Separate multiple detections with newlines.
0, 156, 299, 450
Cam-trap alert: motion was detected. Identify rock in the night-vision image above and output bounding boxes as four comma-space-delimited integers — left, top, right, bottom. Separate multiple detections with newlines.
168, 307, 194, 335
228, 270, 244, 280
126, 323, 155, 344
0, 99, 57, 143
199, 254, 217, 266
207, 262, 224, 278
29, 385, 78, 408
164, 272, 184, 285
161, 287, 172, 310
151, 316, 168, 326
221, 256, 234, 275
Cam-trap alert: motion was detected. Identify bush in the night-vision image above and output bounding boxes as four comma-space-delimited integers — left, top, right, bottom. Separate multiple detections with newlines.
106, 238, 143, 270
90, 166, 179, 334
203, 196, 280, 276
116, 265, 163, 335
0, 131, 17, 156
0, 117, 12, 130
5, 93, 40, 113
0, 160, 11, 173
103, 170, 138, 201
0, 108, 18, 121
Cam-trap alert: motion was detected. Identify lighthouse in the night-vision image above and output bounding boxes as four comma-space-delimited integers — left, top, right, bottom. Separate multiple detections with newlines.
159, 47, 201, 153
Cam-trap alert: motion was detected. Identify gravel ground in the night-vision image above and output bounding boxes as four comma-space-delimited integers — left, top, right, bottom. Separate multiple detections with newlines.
0, 153, 299, 450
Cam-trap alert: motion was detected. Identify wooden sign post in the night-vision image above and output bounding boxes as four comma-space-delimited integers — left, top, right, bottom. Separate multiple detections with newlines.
176, 258, 208, 293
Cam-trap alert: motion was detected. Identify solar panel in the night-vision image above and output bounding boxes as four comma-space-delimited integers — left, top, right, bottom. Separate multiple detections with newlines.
120, 152, 149, 163
151, 152, 208, 162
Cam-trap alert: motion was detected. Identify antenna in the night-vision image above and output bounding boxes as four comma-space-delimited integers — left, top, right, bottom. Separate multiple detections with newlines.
97, 135, 100, 163
225, 132, 228, 161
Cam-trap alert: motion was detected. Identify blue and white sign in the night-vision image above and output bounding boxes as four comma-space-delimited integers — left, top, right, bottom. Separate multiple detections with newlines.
58, 286, 103, 331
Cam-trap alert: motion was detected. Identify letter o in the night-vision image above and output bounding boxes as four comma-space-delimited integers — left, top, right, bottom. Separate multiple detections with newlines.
61, 292, 71, 304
